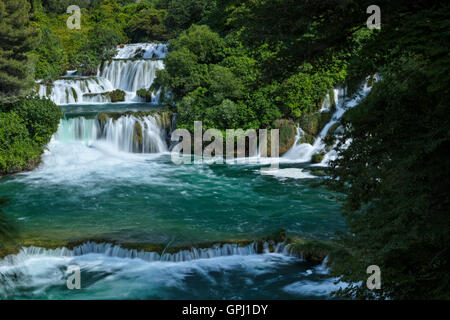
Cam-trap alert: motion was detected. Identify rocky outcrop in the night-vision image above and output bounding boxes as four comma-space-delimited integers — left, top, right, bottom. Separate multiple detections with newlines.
299, 108, 334, 136
271, 119, 297, 156
108, 89, 126, 102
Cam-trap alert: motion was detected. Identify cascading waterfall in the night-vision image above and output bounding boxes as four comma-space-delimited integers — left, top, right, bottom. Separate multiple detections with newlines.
283, 80, 373, 164
57, 113, 170, 154
38, 78, 114, 105
114, 43, 167, 59
99, 60, 164, 93
38, 43, 166, 105
0, 241, 294, 266
102, 115, 168, 153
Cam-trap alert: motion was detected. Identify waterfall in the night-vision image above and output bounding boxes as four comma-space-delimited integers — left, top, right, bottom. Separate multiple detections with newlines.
1, 241, 294, 266
99, 60, 164, 93
114, 43, 167, 59
39, 78, 114, 105
38, 43, 166, 105
57, 113, 170, 154
283, 80, 374, 164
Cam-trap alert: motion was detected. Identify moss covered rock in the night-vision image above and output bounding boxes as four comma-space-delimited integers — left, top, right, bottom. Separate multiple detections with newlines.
311, 153, 324, 163
323, 122, 341, 150
133, 121, 143, 144
299, 109, 333, 136
136, 88, 153, 102
288, 239, 335, 264
108, 89, 125, 103
271, 119, 296, 156
80, 68, 97, 77
298, 132, 315, 145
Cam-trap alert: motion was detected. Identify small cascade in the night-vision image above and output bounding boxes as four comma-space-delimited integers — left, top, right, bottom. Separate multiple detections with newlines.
56, 113, 171, 154
113, 43, 167, 59
283, 79, 374, 164
39, 77, 114, 105
101, 114, 168, 153
1, 241, 295, 266
38, 43, 166, 105
99, 60, 164, 93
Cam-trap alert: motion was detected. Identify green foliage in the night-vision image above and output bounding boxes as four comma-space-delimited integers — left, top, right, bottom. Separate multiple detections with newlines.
324, 2, 450, 299
0, 112, 39, 174
124, 6, 168, 42
299, 110, 333, 137
41, 0, 97, 14
136, 88, 153, 102
311, 153, 324, 164
0, 0, 38, 103
204, 99, 256, 130
33, 26, 66, 80
279, 69, 332, 118
0, 97, 62, 175
170, 24, 225, 64
159, 25, 254, 130
248, 84, 282, 128
272, 119, 296, 155
8, 97, 62, 145
108, 89, 125, 102
164, 0, 215, 35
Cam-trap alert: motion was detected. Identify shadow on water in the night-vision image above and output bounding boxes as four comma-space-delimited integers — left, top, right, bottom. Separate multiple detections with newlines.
0, 198, 19, 248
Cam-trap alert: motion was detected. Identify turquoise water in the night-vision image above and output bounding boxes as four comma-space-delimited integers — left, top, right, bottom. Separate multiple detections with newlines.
0, 104, 347, 299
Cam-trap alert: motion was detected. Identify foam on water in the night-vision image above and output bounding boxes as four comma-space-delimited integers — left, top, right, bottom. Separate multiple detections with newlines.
0, 243, 339, 299
260, 168, 315, 180
114, 43, 168, 60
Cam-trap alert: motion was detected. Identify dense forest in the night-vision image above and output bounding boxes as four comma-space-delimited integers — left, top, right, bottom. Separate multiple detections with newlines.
0, 0, 449, 299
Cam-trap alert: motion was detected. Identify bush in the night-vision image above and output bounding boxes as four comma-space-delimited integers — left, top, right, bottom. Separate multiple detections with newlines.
0, 112, 40, 174
7, 97, 62, 145
0, 97, 61, 175
280, 70, 333, 118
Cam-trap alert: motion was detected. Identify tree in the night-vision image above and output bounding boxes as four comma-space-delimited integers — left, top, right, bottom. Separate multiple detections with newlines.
125, 7, 169, 42
0, 0, 38, 103
33, 26, 66, 81
164, 0, 215, 35
323, 1, 450, 299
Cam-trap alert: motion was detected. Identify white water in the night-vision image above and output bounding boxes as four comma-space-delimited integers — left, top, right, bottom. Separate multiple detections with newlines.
0, 241, 348, 299
0, 250, 318, 299
282, 81, 373, 165
114, 43, 167, 59
38, 78, 115, 105
99, 60, 164, 93
38, 43, 166, 105
1, 241, 291, 265
57, 114, 169, 154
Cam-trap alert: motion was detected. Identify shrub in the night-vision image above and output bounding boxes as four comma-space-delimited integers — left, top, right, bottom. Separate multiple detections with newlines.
0, 97, 61, 175
0, 112, 39, 174
8, 97, 62, 146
